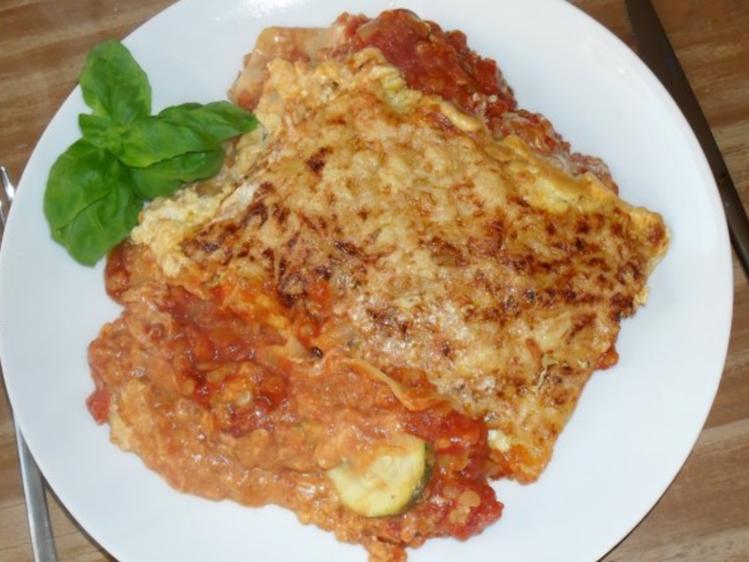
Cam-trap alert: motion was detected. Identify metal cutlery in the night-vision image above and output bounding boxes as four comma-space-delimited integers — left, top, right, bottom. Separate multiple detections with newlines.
626, 0, 749, 277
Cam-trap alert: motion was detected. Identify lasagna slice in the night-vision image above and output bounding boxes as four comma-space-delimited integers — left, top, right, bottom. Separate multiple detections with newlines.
87, 10, 668, 562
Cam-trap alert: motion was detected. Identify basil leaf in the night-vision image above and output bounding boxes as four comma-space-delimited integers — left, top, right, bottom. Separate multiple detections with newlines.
44, 139, 143, 265
79, 114, 123, 154
60, 178, 141, 266
130, 149, 224, 199
44, 139, 120, 230
116, 116, 213, 167
158, 101, 258, 141
114, 102, 257, 167
80, 40, 151, 125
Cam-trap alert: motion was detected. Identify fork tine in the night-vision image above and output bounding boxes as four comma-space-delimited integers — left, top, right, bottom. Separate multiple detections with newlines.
0, 165, 14, 229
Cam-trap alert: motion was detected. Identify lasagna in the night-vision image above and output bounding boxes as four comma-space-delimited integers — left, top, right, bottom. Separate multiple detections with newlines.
87, 10, 668, 562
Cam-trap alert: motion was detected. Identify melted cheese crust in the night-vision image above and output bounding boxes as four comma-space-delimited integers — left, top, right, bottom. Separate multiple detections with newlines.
133, 48, 668, 482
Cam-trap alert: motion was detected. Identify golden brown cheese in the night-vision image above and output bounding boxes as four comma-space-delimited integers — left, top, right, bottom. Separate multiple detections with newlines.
133, 48, 667, 482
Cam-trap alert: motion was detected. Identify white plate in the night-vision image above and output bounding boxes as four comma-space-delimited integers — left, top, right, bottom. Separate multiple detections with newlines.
0, 1, 733, 561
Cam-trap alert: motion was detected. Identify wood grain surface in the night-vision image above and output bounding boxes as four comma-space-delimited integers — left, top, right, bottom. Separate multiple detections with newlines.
1, 1, 747, 560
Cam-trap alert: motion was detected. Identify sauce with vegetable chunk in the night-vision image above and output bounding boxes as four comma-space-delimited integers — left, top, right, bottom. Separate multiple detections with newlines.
90, 239, 502, 562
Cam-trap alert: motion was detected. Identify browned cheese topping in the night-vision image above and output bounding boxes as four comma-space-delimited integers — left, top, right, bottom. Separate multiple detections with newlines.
133, 49, 667, 482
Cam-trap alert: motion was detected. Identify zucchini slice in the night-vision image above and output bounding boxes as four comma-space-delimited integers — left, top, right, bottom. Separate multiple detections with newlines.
326, 433, 429, 517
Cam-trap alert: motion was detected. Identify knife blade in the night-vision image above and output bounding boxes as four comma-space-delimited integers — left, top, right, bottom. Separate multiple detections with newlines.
626, 0, 749, 277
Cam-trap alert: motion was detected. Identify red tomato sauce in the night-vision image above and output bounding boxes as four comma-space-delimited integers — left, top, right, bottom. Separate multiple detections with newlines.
88, 240, 503, 561
407, 407, 503, 538
341, 9, 516, 126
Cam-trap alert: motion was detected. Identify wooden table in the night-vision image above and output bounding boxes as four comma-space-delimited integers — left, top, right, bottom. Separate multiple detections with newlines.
1, 0, 747, 560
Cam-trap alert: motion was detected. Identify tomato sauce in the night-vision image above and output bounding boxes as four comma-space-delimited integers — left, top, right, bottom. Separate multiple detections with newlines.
342, 9, 516, 124
407, 407, 502, 538
85, 386, 110, 424
88, 241, 502, 561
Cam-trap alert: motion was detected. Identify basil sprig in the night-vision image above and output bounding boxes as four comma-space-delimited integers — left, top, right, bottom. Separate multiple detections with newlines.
44, 40, 257, 266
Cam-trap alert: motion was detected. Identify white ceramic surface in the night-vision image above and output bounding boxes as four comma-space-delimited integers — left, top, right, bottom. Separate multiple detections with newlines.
0, 1, 733, 561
